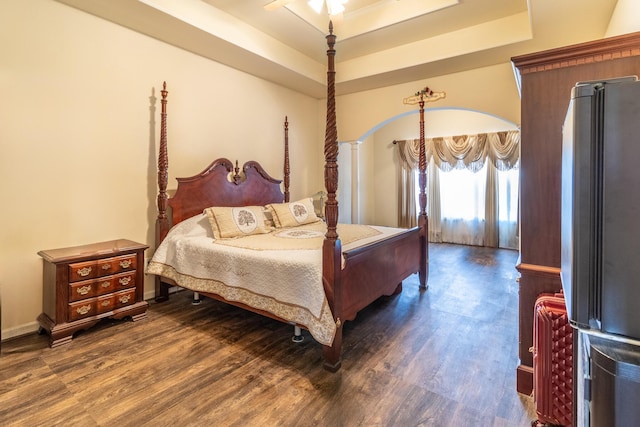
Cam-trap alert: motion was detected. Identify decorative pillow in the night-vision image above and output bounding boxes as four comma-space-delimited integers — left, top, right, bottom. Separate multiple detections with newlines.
266, 198, 321, 228
204, 206, 273, 239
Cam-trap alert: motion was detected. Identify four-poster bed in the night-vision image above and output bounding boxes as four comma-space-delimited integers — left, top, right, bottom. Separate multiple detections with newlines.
147, 23, 428, 371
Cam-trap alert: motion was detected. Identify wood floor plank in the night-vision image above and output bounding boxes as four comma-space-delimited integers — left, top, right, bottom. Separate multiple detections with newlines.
0, 243, 536, 426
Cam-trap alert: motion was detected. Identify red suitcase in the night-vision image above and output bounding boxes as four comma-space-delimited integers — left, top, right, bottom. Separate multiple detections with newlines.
532, 293, 574, 427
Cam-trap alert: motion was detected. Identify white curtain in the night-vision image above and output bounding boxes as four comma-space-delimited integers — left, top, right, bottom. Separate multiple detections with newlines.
497, 167, 519, 248
396, 130, 520, 249
427, 157, 441, 242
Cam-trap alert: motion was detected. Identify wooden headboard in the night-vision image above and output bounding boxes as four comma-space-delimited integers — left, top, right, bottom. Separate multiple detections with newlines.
168, 158, 285, 224
155, 82, 290, 244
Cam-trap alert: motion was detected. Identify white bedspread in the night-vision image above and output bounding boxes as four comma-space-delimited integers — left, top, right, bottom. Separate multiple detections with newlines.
146, 214, 406, 346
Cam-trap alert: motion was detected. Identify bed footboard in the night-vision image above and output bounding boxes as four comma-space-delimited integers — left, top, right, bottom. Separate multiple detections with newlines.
321, 226, 426, 370
341, 227, 423, 319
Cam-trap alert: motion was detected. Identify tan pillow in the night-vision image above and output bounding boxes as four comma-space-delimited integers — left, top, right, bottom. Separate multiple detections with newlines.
266, 198, 321, 228
204, 206, 273, 239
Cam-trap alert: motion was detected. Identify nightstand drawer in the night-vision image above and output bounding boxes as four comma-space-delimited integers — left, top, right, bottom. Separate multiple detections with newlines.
68, 288, 136, 320
68, 299, 97, 322
95, 289, 136, 315
68, 254, 137, 282
97, 254, 137, 276
68, 260, 99, 282
95, 277, 116, 295
97, 294, 116, 314
114, 271, 136, 291
69, 280, 98, 302
68, 271, 136, 302
114, 289, 136, 309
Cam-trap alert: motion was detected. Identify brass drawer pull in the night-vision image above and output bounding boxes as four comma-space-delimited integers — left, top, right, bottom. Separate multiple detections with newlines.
119, 259, 132, 269
77, 267, 92, 277
102, 264, 111, 270
119, 277, 131, 286
119, 295, 131, 304
76, 285, 91, 296
76, 305, 91, 315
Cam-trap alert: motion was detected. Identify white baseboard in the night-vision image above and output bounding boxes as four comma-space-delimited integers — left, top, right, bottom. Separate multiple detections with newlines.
2, 321, 40, 341
0, 292, 173, 342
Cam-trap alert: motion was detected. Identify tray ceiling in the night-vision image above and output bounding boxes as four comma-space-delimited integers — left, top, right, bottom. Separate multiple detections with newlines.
56, 0, 618, 98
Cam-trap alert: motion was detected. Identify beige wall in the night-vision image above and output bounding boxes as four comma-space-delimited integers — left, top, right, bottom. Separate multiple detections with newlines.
0, 0, 322, 337
335, 63, 521, 144
605, 0, 640, 37
334, 63, 521, 226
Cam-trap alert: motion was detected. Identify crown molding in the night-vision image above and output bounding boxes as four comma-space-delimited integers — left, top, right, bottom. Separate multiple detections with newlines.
512, 31, 640, 75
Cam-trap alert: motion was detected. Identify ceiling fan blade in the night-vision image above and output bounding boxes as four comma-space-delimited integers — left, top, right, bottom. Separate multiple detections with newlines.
263, 0, 295, 11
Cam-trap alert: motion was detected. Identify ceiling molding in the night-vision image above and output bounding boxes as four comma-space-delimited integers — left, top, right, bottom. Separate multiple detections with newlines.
54, 0, 619, 98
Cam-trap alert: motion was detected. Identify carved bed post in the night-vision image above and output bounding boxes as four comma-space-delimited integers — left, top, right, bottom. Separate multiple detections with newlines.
284, 116, 290, 203
403, 86, 445, 290
417, 98, 428, 290
324, 23, 339, 242
322, 21, 344, 372
155, 82, 170, 302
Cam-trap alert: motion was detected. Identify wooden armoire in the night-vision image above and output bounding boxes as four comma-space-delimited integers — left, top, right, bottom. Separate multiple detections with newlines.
511, 31, 640, 395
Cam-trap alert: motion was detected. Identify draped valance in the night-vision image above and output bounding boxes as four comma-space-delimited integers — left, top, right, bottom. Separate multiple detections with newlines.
396, 130, 520, 173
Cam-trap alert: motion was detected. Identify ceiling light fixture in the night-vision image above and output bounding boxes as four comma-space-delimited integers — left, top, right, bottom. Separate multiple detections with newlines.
308, 0, 348, 16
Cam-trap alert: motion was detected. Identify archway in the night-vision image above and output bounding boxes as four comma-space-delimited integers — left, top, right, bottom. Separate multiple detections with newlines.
338, 108, 518, 226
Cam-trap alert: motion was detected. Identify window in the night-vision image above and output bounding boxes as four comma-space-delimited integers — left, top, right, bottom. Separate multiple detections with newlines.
415, 163, 519, 248
439, 165, 487, 221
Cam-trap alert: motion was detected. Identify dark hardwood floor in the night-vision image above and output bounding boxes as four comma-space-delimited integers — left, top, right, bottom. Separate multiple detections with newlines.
0, 243, 536, 426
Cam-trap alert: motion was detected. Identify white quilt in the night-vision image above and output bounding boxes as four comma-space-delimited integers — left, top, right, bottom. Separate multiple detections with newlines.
146, 214, 406, 346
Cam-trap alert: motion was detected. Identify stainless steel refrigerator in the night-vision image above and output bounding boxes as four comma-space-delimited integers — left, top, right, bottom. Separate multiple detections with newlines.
561, 76, 640, 426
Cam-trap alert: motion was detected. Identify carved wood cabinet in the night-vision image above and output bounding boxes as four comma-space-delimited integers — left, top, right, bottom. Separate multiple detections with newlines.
511, 31, 640, 395
37, 239, 148, 346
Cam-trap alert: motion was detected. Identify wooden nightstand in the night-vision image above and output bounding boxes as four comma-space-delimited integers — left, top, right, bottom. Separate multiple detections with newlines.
37, 239, 149, 347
